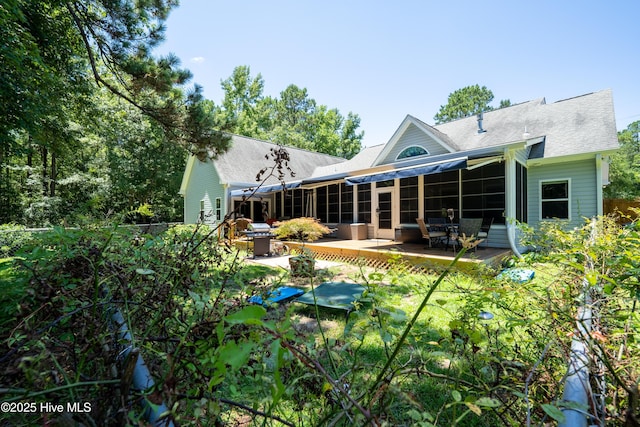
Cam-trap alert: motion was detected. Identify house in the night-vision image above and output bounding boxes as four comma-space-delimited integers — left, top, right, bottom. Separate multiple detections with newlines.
179, 134, 344, 224
180, 89, 619, 253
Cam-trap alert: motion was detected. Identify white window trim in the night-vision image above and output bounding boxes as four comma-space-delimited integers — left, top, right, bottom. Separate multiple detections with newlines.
539, 178, 571, 221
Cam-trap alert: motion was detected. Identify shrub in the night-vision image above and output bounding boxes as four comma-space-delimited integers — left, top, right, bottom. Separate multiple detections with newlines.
272, 217, 330, 242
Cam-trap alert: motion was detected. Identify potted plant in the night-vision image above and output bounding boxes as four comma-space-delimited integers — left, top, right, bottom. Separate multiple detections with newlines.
272, 217, 331, 276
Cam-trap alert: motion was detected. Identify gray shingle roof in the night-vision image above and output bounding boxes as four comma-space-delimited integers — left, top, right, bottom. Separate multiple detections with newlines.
213, 134, 344, 186
432, 89, 618, 158
310, 144, 385, 178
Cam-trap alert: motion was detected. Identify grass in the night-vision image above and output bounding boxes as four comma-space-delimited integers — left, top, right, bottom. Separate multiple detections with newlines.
215, 252, 512, 425
1, 231, 559, 426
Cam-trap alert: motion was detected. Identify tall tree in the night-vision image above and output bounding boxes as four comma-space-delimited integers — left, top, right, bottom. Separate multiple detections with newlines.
1, 0, 229, 157
434, 85, 494, 124
214, 66, 364, 158
0, 0, 230, 225
212, 66, 271, 140
433, 85, 511, 125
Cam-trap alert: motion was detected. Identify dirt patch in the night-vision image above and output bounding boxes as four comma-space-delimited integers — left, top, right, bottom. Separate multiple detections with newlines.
292, 314, 340, 333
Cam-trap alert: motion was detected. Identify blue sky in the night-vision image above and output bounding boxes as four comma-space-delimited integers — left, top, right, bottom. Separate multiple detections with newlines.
156, 1, 640, 147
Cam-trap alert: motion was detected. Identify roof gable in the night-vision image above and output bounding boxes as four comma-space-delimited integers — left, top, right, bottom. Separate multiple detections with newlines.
372, 115, 458, 166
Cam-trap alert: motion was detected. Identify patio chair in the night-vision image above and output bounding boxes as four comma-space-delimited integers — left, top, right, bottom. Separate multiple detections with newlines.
233, 218, 252, 239
452, 218, 483, 251
416, 218, 448, 248
477, 217, 494, 247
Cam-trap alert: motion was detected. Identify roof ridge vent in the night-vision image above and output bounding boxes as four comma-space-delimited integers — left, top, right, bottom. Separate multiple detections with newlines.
477, 112, 487, 134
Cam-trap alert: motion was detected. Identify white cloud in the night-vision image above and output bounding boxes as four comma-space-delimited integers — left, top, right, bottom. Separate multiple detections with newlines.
191, 56, 205, 64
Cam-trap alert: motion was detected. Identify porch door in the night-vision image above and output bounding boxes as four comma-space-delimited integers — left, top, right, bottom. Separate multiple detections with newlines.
374, 188, 395, 239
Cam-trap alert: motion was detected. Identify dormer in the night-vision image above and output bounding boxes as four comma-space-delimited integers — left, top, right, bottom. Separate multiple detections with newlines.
373, 115, 456, 166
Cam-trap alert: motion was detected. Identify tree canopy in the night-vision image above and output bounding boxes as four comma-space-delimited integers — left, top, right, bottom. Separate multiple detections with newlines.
0, 0, 225, 225
0, 0, 229, 157
605, 121, 640, 200
434, 84, 511, 124
212, 66, 364, 159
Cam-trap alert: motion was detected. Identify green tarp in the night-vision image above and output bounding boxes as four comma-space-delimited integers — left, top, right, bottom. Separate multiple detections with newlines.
296, 282, 366, 311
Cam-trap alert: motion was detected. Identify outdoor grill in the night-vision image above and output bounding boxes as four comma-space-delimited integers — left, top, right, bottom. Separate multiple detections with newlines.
242, 223, 275, 258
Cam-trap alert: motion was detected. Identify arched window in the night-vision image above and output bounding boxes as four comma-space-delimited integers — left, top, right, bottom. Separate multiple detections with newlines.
396, 145, 428, 160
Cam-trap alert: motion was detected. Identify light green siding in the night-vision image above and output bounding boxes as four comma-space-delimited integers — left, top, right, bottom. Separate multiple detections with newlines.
528, 159, 597, 229
378, 124, 450, 165
183, 159, 225, 225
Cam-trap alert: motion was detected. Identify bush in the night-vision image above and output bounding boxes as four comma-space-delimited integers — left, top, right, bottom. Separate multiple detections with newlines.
272, 217, 331, 242
0, 223, 33, 258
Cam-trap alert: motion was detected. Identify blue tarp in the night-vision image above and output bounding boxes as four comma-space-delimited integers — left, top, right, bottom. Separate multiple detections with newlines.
248, 286, 305, 306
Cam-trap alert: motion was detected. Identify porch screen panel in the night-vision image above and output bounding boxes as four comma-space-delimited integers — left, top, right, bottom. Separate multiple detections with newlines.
424, 170, 459, 219
357, 184, 371, 223
400, 176, 419, 224
316, 186, 327, 222
327, 184, 339, 223
234, 200, 249, 219
292, 189, 303, 218
275, 192, 282, 219
461, 162, 505, 224
340, 183, 353, 222
283, 191, 293, 219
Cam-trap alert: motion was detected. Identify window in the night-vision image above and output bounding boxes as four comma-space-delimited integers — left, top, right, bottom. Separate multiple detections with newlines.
396, 145, 428, 160
215, 197, 221, 221
357, 184, 371, 223
461, 162, 505, 224
340, 183, 353, 222
376, 179, 394, 188
541, 179, 570, 219
199, 200, 205, 222
516, 163, 527, 223
399, 176, 418, 223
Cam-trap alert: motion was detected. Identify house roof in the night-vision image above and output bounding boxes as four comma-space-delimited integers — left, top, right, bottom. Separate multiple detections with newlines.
179, 134, 344, 195
310, 144, 385, 178
307, 89, 618, 181
212, 134, 344, 186
432, 89, 619, 159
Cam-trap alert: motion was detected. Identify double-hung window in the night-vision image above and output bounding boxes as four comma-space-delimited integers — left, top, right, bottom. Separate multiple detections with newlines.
540, 179, 570, 219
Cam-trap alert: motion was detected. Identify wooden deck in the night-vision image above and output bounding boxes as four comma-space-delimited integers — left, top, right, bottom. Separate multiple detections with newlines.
267, 238, 513, 272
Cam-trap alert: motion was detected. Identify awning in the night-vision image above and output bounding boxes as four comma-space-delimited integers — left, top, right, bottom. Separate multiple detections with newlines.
345, 157, 467, 185
230, 181, 301, 197
301, 172, 349, 185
